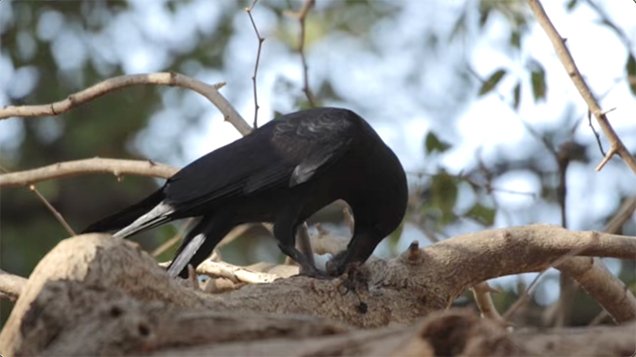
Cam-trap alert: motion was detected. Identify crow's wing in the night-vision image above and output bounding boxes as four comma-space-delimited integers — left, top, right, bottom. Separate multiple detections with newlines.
269, 109, 356, 187
163, 109, 357, 210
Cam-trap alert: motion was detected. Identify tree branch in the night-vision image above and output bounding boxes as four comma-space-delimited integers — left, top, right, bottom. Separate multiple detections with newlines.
557, 257, 636, 323
528, 0, 636, 174
0, 72, 253, 136
287, 0, 316, 106
2, 225, 635, 354
29, 185, 77, 236
0, 158, 177, 187
0, 269, 26, 302
245, 0, 265, 128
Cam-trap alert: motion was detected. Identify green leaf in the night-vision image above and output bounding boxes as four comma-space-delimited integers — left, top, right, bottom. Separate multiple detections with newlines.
510, 30, 521, 50
387, 220, 405, 255
430, 173, 458, 223
465, 203, 496, 226
626, 53, 636, 96
530, 65, 546, 101
450, 10, 467, 40
424, 132, 451, 154
566, 0, 579, 10
478, 69, 506, 96
512, 81, 521, 110
478, 3, 492, 28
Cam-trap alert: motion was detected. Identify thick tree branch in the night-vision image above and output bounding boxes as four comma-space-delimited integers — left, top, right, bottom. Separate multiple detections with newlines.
0, 158, 177, 187
557, 257, 636, 323
1, 225, 635, 354
528, 0, 636, 174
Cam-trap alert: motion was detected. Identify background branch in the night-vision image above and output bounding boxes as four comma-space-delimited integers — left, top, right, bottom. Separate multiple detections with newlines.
0, 72, 253, 136
245, 0, 265, 128
1, 225, 635, 354
528, 0, 636, 174
289, 0, 316, 106
0, 270, 26, 302
29, 185, 76, 236
0, 158, 177, 187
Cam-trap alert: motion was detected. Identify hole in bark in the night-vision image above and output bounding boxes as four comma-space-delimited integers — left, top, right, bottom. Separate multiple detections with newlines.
356, 302, 368, 314
546, 341, 554, 350
138, 323, 150, 337
109, 306, 123, 317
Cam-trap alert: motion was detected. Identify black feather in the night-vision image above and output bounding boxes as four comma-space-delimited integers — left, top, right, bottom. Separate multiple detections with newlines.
82, 189, 165, 235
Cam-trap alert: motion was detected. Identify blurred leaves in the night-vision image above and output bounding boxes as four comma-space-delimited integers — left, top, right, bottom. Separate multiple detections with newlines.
465, 202, 496, 226
529, 61, 547, 102
424, 132, 451, 154
513, 81, 522, 110
566, 0, 580, 11
627, 53, 636, 96
478, 68, 506, 96
427, 172, 459, 225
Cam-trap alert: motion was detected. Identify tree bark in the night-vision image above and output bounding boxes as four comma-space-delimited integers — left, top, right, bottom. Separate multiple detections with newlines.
1, 225, 634, 355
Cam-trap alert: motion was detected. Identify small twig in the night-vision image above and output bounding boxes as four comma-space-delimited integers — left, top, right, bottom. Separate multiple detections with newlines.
471, 282, 508, 326
288, 0, 316, 106
587, 111, 606, 156
406, 170, 537, 198
1, 163, 78, 236
528, 0, 636, 174
197, 260, 282, 284
245, 0, 265, 128
151, 218, 196, 258
588, 309, 609, 326
604, 197, 636, 234
29, 185, 76, 236
596, 148, 618, 171
583, 0, 632, 48
502, 241, 591, 320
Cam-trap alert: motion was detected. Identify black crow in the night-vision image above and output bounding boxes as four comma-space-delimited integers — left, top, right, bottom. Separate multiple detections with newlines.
83, 107, 407, 278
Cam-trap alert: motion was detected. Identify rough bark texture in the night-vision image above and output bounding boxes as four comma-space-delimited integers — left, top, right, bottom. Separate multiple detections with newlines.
1, 225, 634, 355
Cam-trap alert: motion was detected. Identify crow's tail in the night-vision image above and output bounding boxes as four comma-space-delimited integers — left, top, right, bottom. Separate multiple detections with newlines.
82, 189, 166, 235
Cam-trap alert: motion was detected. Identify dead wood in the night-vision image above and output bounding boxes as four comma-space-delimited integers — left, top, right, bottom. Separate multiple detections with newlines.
0, 224, 635, 355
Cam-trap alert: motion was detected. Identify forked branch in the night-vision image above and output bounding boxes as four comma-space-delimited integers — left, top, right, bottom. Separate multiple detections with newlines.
528, 0, 636, 174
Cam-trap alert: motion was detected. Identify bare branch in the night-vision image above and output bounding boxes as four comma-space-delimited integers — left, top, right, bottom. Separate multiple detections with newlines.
0, 158, 177, 188
245, 0, 265, 128
151, 218, 196, 258
0, 269, 26, 302
471, 282, 507, 326
29, 185, 77, 236
528, 0, 636, 174
2, 225, 635, 339
0, 72, 253, 136
287, 0, 316, 106
197, 260, 283, 284
605, 197, 636, 234
557, 257, 636, 323
583, 0, 632, 48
